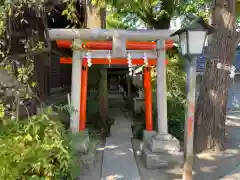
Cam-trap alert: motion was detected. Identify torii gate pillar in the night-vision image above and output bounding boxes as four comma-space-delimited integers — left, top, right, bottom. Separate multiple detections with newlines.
142, 40, 183, 169
70, 39, 82, 132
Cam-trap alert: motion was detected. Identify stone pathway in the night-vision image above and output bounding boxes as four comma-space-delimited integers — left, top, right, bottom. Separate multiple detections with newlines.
101, 104, 141, 180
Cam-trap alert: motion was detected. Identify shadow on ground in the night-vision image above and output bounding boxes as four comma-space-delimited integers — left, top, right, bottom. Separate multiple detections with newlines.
133, 113, 240, 180
78, 139, 105, 180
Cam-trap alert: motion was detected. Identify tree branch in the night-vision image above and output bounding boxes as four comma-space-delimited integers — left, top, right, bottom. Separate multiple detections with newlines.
51, 49, 66, 57
7, 48, 50, 59
7, 14, 52, 60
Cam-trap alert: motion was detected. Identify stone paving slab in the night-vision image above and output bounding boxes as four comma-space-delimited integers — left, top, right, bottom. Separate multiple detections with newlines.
101, 107, 141, 180
101, 137, 141, 180
109, 108, 133, 138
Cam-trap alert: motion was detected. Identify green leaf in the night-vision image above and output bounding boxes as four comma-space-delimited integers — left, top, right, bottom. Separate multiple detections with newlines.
0, 104, 5, 118
24, 134, 33, 141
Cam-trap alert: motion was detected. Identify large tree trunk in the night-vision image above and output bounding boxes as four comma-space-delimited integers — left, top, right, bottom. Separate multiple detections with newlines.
194, 0, 237, 153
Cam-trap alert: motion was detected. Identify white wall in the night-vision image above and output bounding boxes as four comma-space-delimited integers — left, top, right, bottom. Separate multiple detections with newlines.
196, 75, 240, 112
227, 75, 240, 111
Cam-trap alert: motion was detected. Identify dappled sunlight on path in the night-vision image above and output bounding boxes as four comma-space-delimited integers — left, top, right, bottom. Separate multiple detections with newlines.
101, 100, 141, 180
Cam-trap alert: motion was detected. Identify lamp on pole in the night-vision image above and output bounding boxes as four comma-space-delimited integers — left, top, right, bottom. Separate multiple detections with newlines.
170, 17, 215, 180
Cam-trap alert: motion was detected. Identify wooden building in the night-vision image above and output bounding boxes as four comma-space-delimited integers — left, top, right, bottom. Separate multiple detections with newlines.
6, 1, 84, 102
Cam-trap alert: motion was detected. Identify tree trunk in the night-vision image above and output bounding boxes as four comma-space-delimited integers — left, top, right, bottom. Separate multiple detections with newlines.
194, 0, 237, 153
97, 8, 110, 137
86, 1, 104, 28
86, 0, 110, 137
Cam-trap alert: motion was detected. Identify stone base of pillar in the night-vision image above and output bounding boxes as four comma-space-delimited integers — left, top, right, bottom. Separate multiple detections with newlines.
71, 129, 90, 153
142, 133, 183, 169
143, 130, 156, 142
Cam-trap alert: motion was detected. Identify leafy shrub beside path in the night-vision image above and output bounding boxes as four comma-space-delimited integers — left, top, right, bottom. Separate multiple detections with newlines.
0, 107, 79, 180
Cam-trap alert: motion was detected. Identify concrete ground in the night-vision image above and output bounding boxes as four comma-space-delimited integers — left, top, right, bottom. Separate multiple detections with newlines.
78, 139, 105, 180
219, 165, 240, 180
132, 112, 240, 180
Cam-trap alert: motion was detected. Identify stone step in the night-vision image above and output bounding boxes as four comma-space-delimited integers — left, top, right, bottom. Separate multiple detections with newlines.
142, 146, 183, 169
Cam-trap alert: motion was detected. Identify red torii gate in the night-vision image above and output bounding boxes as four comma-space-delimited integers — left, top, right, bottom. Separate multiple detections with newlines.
56, 40, 173, 132
48, 28, 182, 170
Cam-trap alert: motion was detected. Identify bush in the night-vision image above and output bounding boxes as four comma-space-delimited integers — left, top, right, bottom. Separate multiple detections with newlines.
0, 107, 79, 180
164, 98, 185, 140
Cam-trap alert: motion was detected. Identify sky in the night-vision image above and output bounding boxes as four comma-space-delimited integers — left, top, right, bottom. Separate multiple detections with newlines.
170, 18, 182, 29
